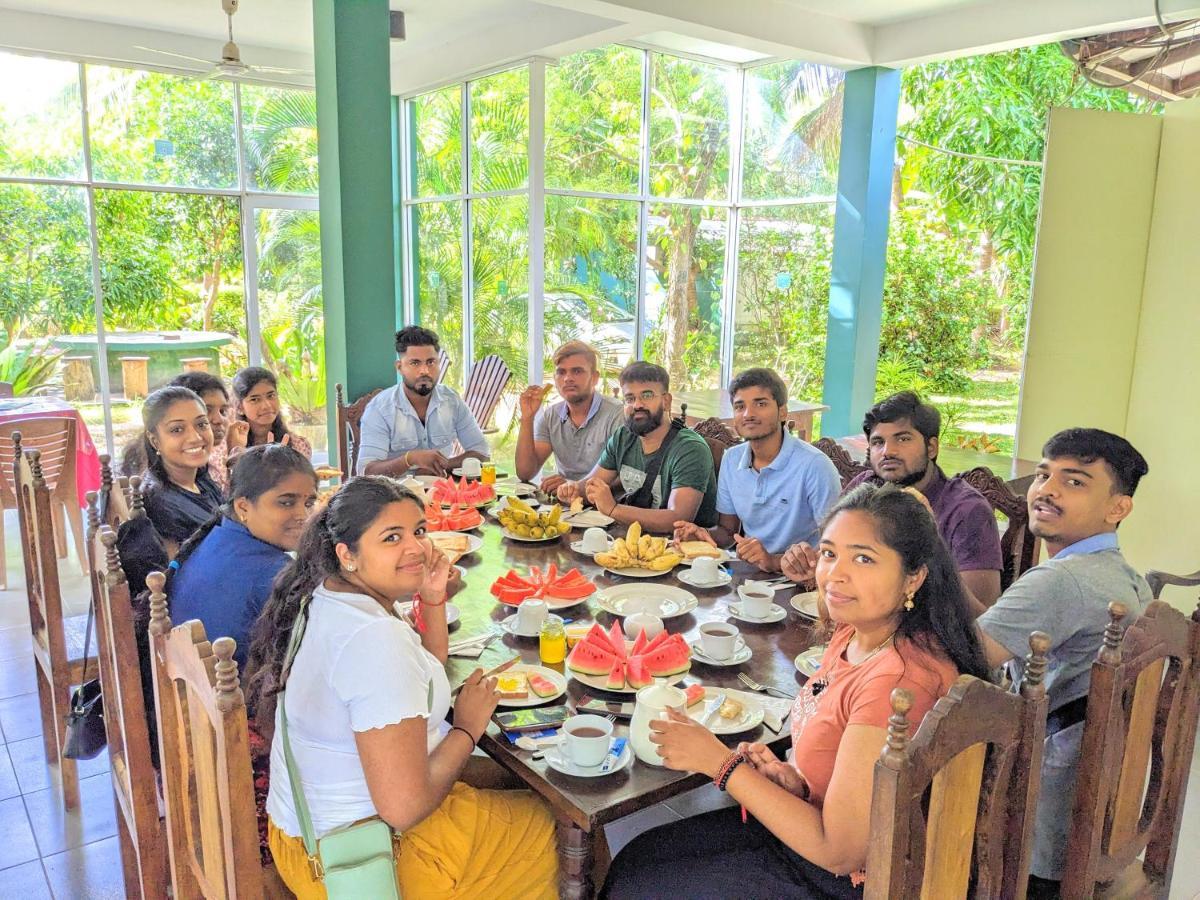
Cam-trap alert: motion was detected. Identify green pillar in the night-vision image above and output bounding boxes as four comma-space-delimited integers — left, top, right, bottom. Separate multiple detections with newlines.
820, 67, 901, 438
313, 0, 399, 460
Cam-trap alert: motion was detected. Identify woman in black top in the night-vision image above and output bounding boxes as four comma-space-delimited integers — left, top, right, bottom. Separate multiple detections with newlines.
138, 386, 225, 549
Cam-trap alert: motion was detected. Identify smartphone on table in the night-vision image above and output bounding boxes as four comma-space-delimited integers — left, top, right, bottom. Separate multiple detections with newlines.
493, 705, 571, 732
574, 697, 635, 719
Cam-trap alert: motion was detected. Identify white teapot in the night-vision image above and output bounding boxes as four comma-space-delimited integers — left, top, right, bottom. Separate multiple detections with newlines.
629, 680, 686, 766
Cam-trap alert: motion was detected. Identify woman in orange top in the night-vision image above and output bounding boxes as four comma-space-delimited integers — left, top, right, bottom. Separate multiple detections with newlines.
602, 484, 990, 899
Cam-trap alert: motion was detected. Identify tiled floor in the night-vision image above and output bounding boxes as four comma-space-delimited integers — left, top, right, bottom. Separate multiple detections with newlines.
0, 508, 1197, 898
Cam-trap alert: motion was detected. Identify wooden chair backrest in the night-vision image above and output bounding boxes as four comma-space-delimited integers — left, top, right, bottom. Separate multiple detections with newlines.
692, 416, 740, 473
437, 348, 452, 384
960, 466, 1038, 591
334, 383, 384, 478
87, 516, 166, 897
97, 453, 135, 527
14, 440, 69, 665
814, 437, 871, 489
1, 418, 77, 507
1061, 600, 1200, 899
1144, 568, 1200, 600
865, 633, 1050, 899
463, 354, 512, 431
148, 584, 263, 900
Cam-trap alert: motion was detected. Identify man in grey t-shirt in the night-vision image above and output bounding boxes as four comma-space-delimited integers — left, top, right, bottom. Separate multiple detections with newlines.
515, 340, 623, 491
974, 428, 1150, 888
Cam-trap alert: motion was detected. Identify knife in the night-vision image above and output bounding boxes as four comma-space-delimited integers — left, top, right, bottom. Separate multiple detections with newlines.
599, 737, 627, 773
702, 692, 727, 728
451, 654, 521, 697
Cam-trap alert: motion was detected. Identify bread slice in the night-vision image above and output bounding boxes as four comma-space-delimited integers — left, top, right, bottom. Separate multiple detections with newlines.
496, 673, 529, 700
679, 541, 723, 560
429, 533, 470, 565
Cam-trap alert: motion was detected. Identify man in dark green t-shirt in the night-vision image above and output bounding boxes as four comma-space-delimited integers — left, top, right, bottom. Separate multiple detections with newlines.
557, 362, 718, 532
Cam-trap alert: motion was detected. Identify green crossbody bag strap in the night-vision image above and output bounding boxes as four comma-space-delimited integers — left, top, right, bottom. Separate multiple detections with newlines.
277, 595, 322, 871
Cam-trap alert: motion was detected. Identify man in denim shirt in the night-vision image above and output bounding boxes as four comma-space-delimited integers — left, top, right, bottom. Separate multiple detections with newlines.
356, 326, 490, 477
974, 428, 1151, 894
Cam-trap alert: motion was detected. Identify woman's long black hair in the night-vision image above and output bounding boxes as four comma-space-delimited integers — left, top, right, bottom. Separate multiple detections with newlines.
232, 366, 288, 446
822, 483, 990, 680
139, 386, 207, 486
166, 444, 317, 594
244, 476, 422, 728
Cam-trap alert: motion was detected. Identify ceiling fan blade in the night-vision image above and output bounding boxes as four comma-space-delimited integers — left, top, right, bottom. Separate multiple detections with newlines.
251, 65, 313, 76
133, 45, 213, 65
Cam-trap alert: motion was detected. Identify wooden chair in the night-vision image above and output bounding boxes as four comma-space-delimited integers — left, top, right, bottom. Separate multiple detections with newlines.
1060, 600, 1200, 900
13, 437, 93, 809
814, 437, 871, 489
961, 466, 1040, 591
865, 632, 1050, 899
437, 347, 452, 384
0, 381, 13, 398
147, 575, 291, 898
1144, 568, 1200, 600
691, 415, 740, 473
462, 354, 512, 434
1, 419, 88, 588
334, 383, 383, 478
85, 504, 166, 899
97, 453, 135, 528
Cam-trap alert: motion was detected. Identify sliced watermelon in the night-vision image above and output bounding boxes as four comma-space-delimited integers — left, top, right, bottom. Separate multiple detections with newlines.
605, 658, 627, 690
642, 629, 671, 654
528, 674, 559, 698
608, 621, 627, 658
567, 639, 618, 676
585, 623, 617, 653
629, 630, 649, 658
683, 684, 706, 707
626, 656, 652, 689
640, 633, 691, 676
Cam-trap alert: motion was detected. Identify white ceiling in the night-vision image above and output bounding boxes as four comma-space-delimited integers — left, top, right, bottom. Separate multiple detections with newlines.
2, 0, 1200, 93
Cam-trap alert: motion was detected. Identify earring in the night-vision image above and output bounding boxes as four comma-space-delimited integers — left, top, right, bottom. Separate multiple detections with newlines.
344, 563, 357, 573
904, 592, 915, 611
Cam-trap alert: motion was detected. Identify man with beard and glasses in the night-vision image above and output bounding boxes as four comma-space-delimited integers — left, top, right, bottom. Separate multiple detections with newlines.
973, 428, 1150, 896
556, 361, 717, 533
514, 341, 623, 494
672, 368, 840, 572
356, 326, 490, 477
780, 391, 1004, 604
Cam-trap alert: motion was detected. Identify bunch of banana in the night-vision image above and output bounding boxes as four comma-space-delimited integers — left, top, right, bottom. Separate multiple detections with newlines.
496, 496, 570, 539
594, 521, 683, 571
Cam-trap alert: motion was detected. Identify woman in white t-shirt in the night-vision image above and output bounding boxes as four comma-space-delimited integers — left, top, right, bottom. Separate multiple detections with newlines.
245, 476, 558, 899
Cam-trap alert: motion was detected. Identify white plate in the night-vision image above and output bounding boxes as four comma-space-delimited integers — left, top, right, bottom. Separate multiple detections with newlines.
500, 612, 564, 638
495, 480, 537, 496
494, 664, 569, 708
411, 475, 441, 487
496, 591, 591, 611
688, 688, 765, 735
790, 591, 820, 618
394, 600, 460, 626
689, 637, 751, 667
544, 739, 632, 777
502, 527, 565, 543
728, 602, 787, 624
676, 569, 732, 590
427, 531, 483, 556
570, 538, 614, 555
676, 547, 734, 566
568, 641, 691, 693
487, 498, 540, 520
794, 646, 826, 678
594, 584, 698, 619
562, 509, 616, 528
602, 565, 673, 579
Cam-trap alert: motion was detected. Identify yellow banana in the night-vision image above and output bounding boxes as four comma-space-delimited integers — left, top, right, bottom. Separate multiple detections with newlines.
638, 535, 655, 560
647, 553, 682, 571
508, 496, 535, 515
595, 551, 619, 567
626, 521, 642, 555
546, 503, 562, 525
649, 536, 667, 558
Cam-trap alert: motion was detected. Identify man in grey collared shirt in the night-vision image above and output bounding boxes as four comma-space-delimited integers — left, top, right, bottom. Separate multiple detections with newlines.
515, 340, 623, 493
356, 326, 490, 477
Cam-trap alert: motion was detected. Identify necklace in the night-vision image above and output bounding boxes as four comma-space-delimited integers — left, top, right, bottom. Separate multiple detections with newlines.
809, 629, 899, 698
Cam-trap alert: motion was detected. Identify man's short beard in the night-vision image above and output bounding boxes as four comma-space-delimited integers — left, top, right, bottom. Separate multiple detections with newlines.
893, 462, 928, 487
627, 407, 663, 436
405, 377, 434, 396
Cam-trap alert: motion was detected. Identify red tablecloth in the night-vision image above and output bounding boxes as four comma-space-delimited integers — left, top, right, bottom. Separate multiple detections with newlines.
0, 397, 103, 508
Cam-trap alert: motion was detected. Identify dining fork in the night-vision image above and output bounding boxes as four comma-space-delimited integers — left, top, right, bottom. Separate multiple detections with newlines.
738, 672, 795, 700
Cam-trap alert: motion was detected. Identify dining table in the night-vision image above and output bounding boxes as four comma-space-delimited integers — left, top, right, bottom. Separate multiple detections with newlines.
441, 509, 825, 899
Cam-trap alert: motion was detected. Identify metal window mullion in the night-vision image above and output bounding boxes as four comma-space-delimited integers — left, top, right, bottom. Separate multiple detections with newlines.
461, 85, 474, 384
721, 67, 748, 389
527, 60, 546, 385
399, 97, 416, 328
77, 61, 115, 456
242, 201, 263, 366
633, 49, 652, 361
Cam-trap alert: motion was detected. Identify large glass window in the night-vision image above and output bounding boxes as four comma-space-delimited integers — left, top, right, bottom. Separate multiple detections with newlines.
241, 85, 319, 194
412, 201, 464, 389
412, 84, 462, 197
472, 196, 529, 383
0, 52, 84, 179
649, 55, 733, 201
470, 68, 528, 193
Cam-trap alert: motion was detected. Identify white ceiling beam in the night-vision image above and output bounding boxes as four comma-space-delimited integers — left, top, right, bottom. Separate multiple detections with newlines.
536, 0, 874, 67
873, 0, 1200, 68
0, 8, 313, 86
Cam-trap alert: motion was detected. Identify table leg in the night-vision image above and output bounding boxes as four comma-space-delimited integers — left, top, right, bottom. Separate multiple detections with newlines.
556, 818, 593, 900
788, 412, 814, 442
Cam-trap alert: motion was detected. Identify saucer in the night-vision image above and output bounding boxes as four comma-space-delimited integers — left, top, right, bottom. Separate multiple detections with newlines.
794, 646, 826, 677
689, 637, 751, 667
676, 569, 732, 589
570, 538, 614, 555
544, 739, 632, 778
728, 602, 787, 624
790, 591, 820, 618
395, 600, 460, 626
500, 612, 564, 638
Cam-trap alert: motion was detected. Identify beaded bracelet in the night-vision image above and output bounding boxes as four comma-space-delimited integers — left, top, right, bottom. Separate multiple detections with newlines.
449, 725, 477, 750
714, 751, 747, 791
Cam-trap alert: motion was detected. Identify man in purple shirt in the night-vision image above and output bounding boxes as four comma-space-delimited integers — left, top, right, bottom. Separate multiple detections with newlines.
781, 391, 1004, 605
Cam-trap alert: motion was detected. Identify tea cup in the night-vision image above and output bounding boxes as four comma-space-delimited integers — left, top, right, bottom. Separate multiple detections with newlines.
562, 714, 614, 767
582, 527, 610, 553
737, 583, 774, 619
515, 598, 549, 634
699, 622, 739, 660
691, 555, 722, 584
461, 457, 482, 477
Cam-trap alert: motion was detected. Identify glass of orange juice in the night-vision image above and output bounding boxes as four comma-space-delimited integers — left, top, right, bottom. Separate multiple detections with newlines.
539, 618, 567, 664
481, 462, 496, 485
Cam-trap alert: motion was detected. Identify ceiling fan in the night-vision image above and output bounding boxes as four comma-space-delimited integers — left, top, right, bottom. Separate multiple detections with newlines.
135, 0, 310, 80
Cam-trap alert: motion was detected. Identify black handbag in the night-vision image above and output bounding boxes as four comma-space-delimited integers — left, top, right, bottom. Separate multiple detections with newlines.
62, 598, 107, 760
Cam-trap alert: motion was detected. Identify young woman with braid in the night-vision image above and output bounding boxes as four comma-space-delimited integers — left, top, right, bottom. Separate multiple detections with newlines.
244, 477, 558, 899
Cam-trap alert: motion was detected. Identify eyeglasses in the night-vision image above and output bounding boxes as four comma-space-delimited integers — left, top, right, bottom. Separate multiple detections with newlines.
622, 390, 661, 405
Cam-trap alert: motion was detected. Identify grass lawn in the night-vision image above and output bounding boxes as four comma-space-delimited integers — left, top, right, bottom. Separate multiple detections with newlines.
931, 368, 1021, 474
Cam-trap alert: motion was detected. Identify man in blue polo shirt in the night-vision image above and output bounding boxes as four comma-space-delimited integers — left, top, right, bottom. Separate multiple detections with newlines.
673, 368, 840, 572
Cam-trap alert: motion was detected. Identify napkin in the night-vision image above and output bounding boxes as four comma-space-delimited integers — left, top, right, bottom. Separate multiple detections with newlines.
719, 688, 792, 734
562, 509, 615, 527
448, 633, 496, 658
